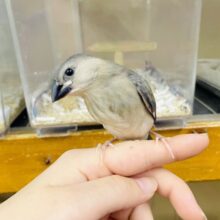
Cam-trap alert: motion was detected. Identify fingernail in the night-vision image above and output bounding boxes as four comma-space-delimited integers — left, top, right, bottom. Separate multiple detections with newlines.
135, 177, 157, 195
201, 212, 207, 220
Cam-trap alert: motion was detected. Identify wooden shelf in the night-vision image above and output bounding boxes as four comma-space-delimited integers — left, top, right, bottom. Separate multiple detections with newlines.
0, 118, 220, 193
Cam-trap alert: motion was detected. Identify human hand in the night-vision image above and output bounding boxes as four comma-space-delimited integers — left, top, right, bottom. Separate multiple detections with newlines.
0, 133, 208, 220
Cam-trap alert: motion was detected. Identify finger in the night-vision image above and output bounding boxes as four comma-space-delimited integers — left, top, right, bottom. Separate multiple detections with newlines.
106, 133, 209, 176
110, 208, 133, 220
110, 203, 153, 220
130, 203, 153, 220
65, 176, 157, 220
100, 215, 110, 220
35, 133, 208, 186
142, 168, 207, 220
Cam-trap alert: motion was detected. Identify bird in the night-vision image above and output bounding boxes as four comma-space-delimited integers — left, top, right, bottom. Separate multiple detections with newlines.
51, 54, 175, 158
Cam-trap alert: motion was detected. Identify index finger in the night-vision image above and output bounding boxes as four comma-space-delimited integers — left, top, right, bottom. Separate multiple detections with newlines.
35, 133, 209, 185
105, 133, 209, 176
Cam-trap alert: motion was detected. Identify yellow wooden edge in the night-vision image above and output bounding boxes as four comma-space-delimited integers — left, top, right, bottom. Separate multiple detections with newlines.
0, 120, 220, 193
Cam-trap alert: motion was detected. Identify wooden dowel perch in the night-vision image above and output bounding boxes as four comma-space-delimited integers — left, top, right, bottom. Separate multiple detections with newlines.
88, 41, 157, 65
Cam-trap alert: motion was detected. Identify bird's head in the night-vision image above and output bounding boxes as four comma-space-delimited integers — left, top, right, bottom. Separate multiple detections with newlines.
51, 54, 104, 102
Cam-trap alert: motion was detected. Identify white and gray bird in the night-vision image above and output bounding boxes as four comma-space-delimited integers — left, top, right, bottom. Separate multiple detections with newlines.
51, 54, 156, 140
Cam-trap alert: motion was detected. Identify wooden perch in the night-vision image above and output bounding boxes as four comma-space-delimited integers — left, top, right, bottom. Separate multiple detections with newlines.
88, 41, 157, 65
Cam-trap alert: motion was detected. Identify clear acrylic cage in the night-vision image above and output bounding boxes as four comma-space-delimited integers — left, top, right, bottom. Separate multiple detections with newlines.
0, 0, 24, 135
0, 91, 6, 135
197, 0, 220, 94
6, 0, 202, 131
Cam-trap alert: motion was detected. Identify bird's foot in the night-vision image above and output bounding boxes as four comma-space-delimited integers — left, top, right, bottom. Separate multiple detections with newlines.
96, 138, 117, 163
150, 131, 175, 160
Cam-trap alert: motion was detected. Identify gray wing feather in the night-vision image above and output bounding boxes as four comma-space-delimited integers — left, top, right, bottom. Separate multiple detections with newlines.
127, 70, 157, 121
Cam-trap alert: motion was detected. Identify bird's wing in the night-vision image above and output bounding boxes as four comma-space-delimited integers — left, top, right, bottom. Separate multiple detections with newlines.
127, 70, 157, 121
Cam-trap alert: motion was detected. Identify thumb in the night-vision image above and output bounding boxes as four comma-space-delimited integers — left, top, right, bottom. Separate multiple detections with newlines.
73, 175, 157, 219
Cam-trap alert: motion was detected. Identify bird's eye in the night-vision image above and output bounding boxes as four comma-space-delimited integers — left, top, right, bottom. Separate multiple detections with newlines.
64, 68, 74, 76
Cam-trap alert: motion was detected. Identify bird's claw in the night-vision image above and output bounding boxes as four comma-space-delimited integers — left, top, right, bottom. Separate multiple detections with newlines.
150, 130, 175, 160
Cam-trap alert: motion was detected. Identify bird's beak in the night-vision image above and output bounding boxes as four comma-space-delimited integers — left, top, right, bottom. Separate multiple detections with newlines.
51, 80, 72, 102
